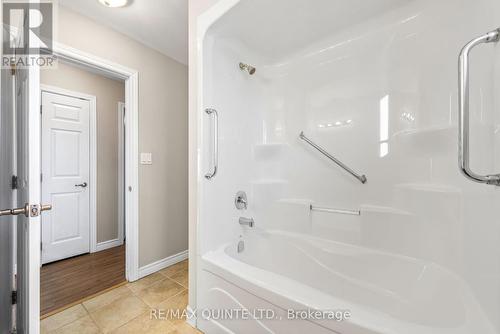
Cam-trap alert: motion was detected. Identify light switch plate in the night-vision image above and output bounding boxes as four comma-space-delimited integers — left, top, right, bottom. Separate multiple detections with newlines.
140, 153, 153, 165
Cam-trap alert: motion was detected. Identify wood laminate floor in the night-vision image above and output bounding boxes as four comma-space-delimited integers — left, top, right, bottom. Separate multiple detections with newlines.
41, 245, 126, 316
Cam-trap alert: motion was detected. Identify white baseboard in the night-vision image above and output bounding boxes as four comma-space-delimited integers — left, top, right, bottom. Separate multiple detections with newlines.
138, 250, 188, 279
95, 238, 124, 252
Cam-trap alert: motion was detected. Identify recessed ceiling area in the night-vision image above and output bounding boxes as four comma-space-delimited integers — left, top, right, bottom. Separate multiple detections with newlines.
59, 0, 187, 65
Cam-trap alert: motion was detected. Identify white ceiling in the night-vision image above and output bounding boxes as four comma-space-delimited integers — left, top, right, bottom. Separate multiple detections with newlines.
211, 0, 412, 63
59, 0, 188, 65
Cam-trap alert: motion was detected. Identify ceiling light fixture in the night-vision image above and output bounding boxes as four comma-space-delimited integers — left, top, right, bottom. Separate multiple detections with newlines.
98, 0, 128, 8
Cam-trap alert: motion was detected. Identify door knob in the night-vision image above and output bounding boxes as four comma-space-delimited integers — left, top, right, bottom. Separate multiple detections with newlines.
0, 203, 52, 218
75, 182, 88, 188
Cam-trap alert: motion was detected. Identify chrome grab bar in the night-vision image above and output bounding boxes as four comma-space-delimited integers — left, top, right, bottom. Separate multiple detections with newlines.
205, 108, 218, 180
459, 28, 500, 185
299, 132, 367, 184
310, 204, 360, 216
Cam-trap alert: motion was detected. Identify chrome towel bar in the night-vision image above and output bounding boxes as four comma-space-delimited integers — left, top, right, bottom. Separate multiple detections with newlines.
310, 205, 360, 216
299, 131, 367, 184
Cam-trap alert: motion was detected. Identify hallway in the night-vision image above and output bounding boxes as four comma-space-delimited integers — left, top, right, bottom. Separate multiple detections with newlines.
41, 245, 126, 316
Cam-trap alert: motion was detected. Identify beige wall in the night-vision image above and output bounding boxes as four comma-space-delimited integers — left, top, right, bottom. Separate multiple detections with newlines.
189, 0, 223, 310
54, 6, 189, 267
41, 62, 125, 243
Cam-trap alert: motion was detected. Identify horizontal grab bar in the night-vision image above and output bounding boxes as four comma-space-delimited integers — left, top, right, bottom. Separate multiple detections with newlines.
299, 132, 367, 184
310, 204, 361, 216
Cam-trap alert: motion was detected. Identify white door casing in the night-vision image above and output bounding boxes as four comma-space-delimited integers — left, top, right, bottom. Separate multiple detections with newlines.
0, 54, 16, 334
16, 61, 31, 334
16, 45, 42, 334
41, 91, 91, 264
118, 102, 125, 244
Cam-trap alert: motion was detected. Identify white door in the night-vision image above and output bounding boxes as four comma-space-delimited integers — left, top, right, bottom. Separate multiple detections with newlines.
4, 4, 46, 333
41, 91, 90, 264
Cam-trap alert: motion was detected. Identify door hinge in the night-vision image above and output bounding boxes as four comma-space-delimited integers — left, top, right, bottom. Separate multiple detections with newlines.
11, 291, 17, 305
40, 105, 42, 114
11, 175, 18, 190
40, 242, 43, 251
10, 63, 16, 76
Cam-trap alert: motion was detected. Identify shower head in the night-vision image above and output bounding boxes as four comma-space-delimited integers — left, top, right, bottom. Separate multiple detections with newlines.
239, 62, 256, 75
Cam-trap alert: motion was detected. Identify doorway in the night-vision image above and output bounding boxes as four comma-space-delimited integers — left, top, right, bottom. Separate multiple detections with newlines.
39, 62, 127, 316
0, 41, 140, 330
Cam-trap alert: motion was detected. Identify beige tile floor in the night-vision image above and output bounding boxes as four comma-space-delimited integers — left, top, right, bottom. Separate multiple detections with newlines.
41, 260, 202, 334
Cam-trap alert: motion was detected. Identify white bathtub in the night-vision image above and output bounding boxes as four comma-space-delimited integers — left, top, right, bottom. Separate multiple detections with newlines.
198, 230, 495, 334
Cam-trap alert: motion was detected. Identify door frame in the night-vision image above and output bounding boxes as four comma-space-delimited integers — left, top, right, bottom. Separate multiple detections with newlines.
117, 102, 125, 247
40, 42, 140, 282
40, 85, 99, 260
28, 41, 42, 334
29, 41, 140, 332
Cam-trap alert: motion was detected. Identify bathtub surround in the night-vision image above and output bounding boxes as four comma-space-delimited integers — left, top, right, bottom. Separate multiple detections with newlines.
55, 6, 188, 268
188, 0, 222, 316
192, 0, 500, 333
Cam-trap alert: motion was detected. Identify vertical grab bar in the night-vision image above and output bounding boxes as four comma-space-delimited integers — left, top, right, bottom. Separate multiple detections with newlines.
459, 29, 500, 185
205, 108, 218, 180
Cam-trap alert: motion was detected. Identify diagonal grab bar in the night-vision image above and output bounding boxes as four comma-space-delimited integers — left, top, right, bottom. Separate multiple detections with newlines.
299, 131, 367, 184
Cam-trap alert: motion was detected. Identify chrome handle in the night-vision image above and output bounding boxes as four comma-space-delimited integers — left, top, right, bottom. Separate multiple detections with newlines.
459, 29, 500, 185
235, 191, 248, 210
2, 203, 30, 217
0, 209, 12, 216
75, 182, 88, 188
205, 108, 218, 180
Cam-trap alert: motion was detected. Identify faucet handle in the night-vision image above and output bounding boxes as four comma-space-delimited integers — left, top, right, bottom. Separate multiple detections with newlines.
235, 191, 248, 210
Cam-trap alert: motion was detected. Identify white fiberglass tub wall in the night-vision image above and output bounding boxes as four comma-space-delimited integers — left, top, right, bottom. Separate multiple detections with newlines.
197, 0, 500, 333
